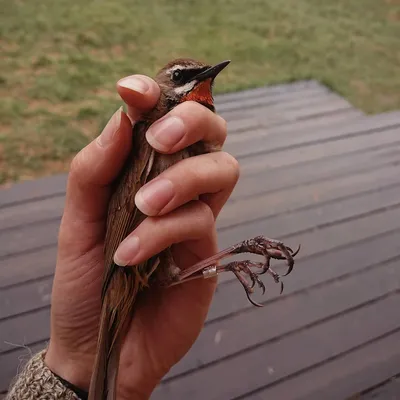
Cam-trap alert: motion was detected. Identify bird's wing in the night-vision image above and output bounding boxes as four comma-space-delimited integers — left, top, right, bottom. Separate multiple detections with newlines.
101, 120, 154, 298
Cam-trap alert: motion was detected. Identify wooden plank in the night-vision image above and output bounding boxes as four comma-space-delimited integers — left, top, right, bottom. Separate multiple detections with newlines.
209, 227, 400, 323
0, 174, 67, 209
232, 144, 400, 200
2, 222, 399, 365
2, 244, 399, 390
360, 376, 400, 400
152, 293, 400, 400
1, 280, 399, 397
2, 161, 400, 288
2, 129, 397, 235
253, 98, 354, 124
0, 219, 59, 259
0, 195, 65, 231
0, 89, 380, 209
0, 101, 365, 233
0, 157, 398, 262
0, 276, 52, 320
3, 122, 391, 233
0, 104, 360, 231
227, 109, 400, 147
2, 133, 397, 233
0, 246, 56, 289
250, 93, 352, 119
227, 106, 363, 137
1, 125, 399, 263
165, 258, 400, 380
0, 308, 50, 353
227, 107, 363, 135
3, 182, 400, 319
226, 118, 262, 134
0, 81, 395, 398
0, 106, 379, 219
219, 162, 400, 230
0, 340, 47, 394
216, 81, 334, 130
246, 333, 400, 400
240, 126, 400, 174
226, 112, 400, 160
3, 175, 400, 316
217, 87, 332, 115
1, 214, 398, 373
1, 158, 398, 285
0, 111, 384, 223
226, 113, 400, 160
214, 81, 322, 104
221, 95, 352, 123
225, 109, 384, 151
218, 201, 400, 283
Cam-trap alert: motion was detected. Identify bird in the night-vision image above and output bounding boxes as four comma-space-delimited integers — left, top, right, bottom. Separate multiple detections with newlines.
88, 58, 230, 400
88, 58, 298, 400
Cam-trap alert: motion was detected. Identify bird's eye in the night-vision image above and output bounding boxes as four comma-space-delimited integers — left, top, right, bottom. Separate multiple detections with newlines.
172, 69, 183, 82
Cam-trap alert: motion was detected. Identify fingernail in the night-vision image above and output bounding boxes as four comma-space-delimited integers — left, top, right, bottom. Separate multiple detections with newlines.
118, 76, 149, 94
97, 106, 122, 147
135, 178, 174, 215
114, 236, 140, 267
146, 116, 185, 151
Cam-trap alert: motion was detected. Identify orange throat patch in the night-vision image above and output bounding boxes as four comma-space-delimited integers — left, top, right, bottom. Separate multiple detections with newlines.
182, 79, 214, 107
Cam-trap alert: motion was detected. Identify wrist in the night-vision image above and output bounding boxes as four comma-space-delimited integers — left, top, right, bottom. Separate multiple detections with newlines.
7, 350, 85, 400
45, 340, 93, 391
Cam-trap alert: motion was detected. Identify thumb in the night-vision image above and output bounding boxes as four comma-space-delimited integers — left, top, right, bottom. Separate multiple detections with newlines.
58, 74, 160, 261
58, 107, 133, 258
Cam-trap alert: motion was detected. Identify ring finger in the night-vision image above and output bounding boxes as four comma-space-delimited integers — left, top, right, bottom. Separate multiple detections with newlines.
114, 200, 215, 267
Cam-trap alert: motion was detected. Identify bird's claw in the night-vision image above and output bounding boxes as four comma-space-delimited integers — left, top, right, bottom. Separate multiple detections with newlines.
163, 235, 299, 307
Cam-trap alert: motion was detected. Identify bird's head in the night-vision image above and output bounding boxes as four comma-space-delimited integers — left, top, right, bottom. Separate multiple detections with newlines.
155, 58, 230, 111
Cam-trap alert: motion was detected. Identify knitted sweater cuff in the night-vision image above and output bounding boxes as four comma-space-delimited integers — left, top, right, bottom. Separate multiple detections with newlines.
6, 349, 79, 400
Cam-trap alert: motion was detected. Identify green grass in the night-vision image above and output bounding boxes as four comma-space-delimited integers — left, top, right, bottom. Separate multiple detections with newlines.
1, 0, 399, 184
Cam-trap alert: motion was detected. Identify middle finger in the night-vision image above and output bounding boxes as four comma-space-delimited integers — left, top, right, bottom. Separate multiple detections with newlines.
135, 151, 240, 218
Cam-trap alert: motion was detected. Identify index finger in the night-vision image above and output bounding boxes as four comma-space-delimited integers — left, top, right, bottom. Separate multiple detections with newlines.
145, 101, 227, 154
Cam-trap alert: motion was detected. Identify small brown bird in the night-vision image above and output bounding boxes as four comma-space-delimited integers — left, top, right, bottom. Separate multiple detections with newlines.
88, 58, 298, 400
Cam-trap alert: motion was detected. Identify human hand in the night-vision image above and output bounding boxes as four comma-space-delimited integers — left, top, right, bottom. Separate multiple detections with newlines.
44, 74, 239, 399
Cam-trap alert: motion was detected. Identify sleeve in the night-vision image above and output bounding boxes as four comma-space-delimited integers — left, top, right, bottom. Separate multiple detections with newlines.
5, 349, 80, 400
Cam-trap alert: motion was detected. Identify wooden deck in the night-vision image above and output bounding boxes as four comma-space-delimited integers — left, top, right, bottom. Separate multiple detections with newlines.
1, 81, 400, 399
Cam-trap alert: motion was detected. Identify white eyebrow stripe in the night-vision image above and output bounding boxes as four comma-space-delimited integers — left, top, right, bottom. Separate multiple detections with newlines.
166, 65, 185, 74
174, 80, 197, 94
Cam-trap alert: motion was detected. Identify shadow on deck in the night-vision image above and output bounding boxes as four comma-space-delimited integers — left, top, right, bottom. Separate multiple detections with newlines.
1, 81, 400, 399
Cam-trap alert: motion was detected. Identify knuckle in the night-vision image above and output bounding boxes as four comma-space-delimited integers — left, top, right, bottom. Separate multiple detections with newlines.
219, 151, 241, 182
175, 100, 203, 117
186, 100, 206, 112
69, 151, 84, 178
68, 147, 90, 184
217, 115, 228, 139
196, 201, 215, 228
179, 100, 215, 124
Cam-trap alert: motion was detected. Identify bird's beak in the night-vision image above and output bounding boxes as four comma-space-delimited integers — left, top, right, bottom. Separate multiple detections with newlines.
193, 60, 231, 82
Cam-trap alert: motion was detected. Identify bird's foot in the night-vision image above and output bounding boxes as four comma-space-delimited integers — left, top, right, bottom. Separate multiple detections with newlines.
162, 235, 300, 306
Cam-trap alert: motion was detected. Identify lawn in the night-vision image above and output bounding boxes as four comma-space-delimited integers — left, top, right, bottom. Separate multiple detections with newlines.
0, 0, 399, 184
